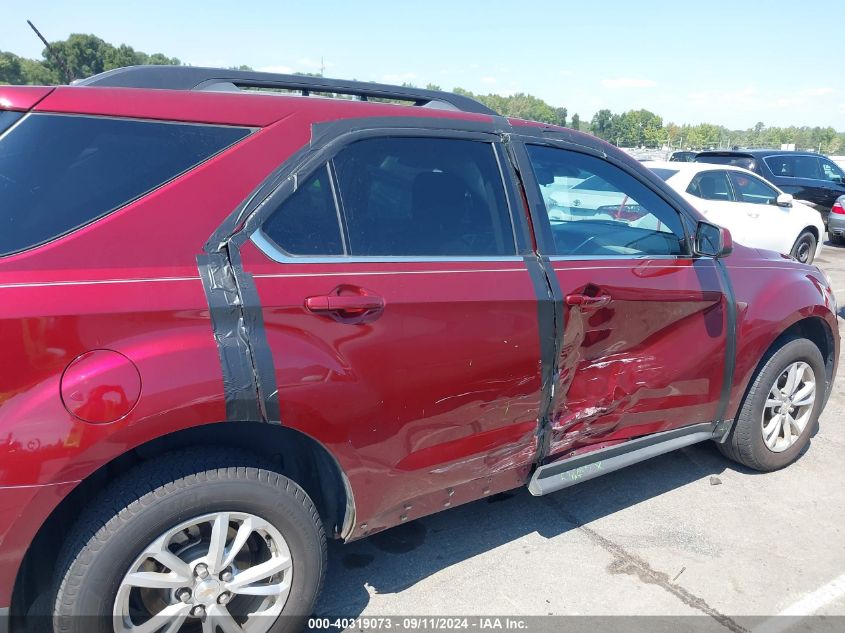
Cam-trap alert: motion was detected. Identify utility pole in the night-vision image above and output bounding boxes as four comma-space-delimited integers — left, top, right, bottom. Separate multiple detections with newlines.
320, 56, 325, 77
27, 20, 74, 84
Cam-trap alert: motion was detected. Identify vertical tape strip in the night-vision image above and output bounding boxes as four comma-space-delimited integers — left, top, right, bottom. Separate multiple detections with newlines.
715, 259, 738, 424
197, 252, 264, 421
524, 254, 564, 464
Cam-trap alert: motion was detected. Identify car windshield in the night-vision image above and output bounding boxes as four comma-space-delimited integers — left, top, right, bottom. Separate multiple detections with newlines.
696, 155, 756, 170
650, 168, 679, 181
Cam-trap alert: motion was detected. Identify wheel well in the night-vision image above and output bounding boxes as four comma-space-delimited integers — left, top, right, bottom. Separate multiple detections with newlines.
779, 317, 836, 385
802, 226, 820, 243
11, 421, 352, 620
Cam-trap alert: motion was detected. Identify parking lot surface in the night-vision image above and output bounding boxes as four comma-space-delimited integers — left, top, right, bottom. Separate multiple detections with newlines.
316, 241, 845, 631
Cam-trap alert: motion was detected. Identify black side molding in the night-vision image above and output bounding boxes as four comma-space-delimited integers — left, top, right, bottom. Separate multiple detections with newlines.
528, 422, 722, 496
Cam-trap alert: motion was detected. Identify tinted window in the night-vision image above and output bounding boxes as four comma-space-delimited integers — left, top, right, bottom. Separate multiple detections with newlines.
687, 171, 733, 201
526, 145, 686, 257
764, 155, 822, 179
261, 166, 344, 255
332, 137, 514, 257
0, 114, 250, 256
729, 172, 778, 205
820, 158, 845, 181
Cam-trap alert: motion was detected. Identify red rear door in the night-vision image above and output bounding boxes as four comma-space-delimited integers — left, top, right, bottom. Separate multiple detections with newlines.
515, 141, 729, 459
236, 132, 543, 535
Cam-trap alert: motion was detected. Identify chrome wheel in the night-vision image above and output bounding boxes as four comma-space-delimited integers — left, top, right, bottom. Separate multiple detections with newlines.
762, 361, 816, 453
113, 512, 293, 633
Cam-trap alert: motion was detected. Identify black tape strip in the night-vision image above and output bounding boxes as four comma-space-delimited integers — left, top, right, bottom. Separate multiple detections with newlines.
525, 255, 564, 464
715, 259, 738, 422
228, 247, 281, 423
197, 252, 263, 421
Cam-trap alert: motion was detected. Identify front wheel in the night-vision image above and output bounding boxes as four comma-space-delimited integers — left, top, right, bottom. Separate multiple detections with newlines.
53, 450, 326, 633
790, 231, 817, 264
719, 338, 826, 471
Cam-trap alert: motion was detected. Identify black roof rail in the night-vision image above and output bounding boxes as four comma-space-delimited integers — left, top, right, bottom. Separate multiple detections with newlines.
76, 66, 499, 116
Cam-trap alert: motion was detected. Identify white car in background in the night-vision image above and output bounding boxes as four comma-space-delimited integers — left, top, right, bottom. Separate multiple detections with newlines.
646, 161, 825, 263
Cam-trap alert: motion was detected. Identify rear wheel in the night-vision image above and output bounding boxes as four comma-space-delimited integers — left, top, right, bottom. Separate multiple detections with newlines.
719, 338, 825, 471
790, 231, 817, 263
830, 233, 845, 246
53, 450, 326, 633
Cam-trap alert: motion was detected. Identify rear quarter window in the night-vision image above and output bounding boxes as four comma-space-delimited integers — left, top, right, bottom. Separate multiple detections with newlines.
0, 114, 251, 256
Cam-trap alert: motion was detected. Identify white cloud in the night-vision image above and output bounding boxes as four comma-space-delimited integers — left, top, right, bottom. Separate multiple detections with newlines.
801, 87, 835, 96
559, 69, 575, 77
601, 78, 657, 89
297, 57, 330, 70
258, 65, 294, 74
480, 76, 497, 85
382, 72, 416, 83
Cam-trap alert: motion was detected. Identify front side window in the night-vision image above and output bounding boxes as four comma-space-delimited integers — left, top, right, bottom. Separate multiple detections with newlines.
687, 171, 733, 201
526, 145, 686, 257
0, 114, 251, 256
728, 172, 778, 205
332, 137, 515, 257
820, 158, 845, 182
764, 155, 823, 179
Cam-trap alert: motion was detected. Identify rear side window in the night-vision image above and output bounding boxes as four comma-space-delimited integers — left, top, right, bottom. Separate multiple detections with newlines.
687, 171, 733, 201
764, 155, 822, 179
261, 166, 344, 255
0, 114, 250, 256
333, 137, 515, 257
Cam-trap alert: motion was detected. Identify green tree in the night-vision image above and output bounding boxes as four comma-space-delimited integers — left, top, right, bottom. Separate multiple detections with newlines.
570, 113, 580, 131
555, 107, 567, 128
0, 52, 25, 84
590, 109, 614, 141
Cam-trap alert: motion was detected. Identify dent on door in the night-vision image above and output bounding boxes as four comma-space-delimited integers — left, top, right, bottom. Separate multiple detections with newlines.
546, 259, 727, 458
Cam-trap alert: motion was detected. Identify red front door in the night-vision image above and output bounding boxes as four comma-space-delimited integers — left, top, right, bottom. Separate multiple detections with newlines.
516, 141, 729, 459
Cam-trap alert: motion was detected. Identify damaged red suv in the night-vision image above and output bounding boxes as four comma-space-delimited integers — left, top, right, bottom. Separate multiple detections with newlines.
0, 67, 839, 633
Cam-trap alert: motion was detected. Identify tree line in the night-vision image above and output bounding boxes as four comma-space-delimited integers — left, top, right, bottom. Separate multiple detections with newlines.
2, 33, 842, 154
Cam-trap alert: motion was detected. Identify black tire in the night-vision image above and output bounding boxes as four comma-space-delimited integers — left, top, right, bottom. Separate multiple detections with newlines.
831, 233, 845, 246
718, 338, 826, 471
790, 231, 817, 264
53, 449, 326, 633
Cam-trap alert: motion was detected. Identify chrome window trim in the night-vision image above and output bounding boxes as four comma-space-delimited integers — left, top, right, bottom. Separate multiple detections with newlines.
251, 228, 524, 264
548, 254, 696, 262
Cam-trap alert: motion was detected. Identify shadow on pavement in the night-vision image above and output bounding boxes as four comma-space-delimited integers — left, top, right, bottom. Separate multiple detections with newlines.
317, 441, 742, 617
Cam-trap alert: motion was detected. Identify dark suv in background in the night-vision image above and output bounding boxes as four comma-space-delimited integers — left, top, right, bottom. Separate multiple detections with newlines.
696, 150, 845, 226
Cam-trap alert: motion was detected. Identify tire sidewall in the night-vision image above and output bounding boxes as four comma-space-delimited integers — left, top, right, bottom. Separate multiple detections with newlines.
792, 232, 816, 264
746, 338, 825, 469
56, 470, 323, 633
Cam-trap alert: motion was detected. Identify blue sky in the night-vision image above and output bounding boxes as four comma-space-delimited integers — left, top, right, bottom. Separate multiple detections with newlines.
3, 0, 843, 130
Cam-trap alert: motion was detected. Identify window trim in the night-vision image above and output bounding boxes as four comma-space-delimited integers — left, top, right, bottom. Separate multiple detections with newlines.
250, 131, 523, 264
513, 138, 695, 260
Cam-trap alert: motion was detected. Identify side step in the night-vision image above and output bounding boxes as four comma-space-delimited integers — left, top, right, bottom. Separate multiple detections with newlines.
528, 422, 723, 496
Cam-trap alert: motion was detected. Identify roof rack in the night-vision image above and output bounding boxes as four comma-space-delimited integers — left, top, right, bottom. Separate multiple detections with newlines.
76, 66, 499, 116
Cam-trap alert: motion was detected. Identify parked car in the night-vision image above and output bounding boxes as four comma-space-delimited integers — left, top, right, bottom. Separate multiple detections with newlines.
829, 195, 845, 245
695, 150, 845, 226
0, 67, 839, 633
669, 150, 697, 162
646, 161, 825, 263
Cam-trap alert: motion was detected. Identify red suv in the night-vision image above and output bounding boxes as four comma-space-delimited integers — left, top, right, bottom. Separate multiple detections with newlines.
0, 67, 839, 633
